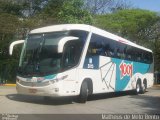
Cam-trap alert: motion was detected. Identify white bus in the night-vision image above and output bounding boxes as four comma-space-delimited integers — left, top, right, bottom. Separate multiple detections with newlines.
10, 24, 154, 103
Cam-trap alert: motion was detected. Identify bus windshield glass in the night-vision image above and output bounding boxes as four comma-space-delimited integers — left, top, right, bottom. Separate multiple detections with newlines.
18, 30, 88, 77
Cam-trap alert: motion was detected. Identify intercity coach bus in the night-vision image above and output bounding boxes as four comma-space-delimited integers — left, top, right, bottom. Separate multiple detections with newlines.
9, 24, 154, 103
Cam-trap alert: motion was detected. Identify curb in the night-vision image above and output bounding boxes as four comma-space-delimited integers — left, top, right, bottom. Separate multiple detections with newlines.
0, 84, 16, 86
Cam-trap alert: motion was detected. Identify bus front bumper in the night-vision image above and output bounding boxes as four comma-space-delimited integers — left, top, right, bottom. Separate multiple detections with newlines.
16, 82, 66, 97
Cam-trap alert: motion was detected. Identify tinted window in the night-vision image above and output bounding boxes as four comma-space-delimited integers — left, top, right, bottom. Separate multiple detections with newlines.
87, 34, 117, 57
62, 40, 83, 70
87, 34, 104, 56
143, 51, 153, 64
87, 33, 153, 64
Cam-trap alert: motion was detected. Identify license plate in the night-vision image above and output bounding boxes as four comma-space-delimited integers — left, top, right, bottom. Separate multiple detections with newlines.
29, 89, 37, 93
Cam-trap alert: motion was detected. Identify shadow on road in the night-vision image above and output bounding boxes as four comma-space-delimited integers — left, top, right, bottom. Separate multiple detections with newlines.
129, 94, 160, 114
6, 91, 136, 105
87, 90, 137, 101
6, 94, 74, 105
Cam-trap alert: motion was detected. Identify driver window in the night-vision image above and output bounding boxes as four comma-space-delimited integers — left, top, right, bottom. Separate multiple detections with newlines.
61, 40, 82, 70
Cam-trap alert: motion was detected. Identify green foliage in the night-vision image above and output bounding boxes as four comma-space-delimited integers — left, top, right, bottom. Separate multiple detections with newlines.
57, 0, 93, 24
94, 9, 158, 43
41, 0, 93, 24
0, 0, 23, 16
0, 13, 19, 60
0, 13, 19, 34
0, 12, 20, 83
21, 0, 48, 17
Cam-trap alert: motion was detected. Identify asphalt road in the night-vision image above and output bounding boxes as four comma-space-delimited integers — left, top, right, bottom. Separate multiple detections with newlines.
0, 86, 160, 120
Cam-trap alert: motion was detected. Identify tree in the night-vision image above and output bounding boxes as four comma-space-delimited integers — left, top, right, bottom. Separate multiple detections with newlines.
0, 13, 20, 83
84, 0, 113, 14
57, 0, 93, 24
41, 0, 93, 24
94, 9, 158, 44
83, 0, 133, 14
20, 0, 48, 17
0, 0, 23, 16
110, 0, 133, 12
149, 21, 160, 71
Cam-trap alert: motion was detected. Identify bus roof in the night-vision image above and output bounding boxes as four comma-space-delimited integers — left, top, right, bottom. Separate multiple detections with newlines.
30, 24, 152, 53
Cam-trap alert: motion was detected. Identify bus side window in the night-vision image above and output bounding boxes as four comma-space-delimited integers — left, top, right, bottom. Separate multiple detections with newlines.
115, 42, 126, 59
134, 49, 143, 62
125, 47, 132, 60
62, 40, 82, 70
143, 51, 153, 64
103, 38, 116, 58
87, 34, 104, 57
105, 49, 114, 57
116, 48, 121, 58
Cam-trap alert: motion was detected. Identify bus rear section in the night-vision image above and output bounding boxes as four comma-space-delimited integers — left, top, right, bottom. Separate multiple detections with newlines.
78, 32, 153, 98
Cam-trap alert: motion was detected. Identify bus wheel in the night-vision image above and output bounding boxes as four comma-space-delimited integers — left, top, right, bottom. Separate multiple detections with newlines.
140, 80, 147, 94
134, 81, 141, 95
78, 81, 89, 103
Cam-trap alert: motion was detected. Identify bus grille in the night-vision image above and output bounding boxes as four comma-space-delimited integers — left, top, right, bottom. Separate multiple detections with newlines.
19, 81, 50, 87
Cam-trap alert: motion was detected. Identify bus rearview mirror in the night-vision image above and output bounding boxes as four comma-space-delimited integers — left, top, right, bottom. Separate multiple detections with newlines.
9, 40, 25, 55
58, 36, 79, 53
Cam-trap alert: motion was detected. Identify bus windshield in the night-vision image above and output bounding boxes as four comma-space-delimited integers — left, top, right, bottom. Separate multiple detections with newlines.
18, 30, 88, 77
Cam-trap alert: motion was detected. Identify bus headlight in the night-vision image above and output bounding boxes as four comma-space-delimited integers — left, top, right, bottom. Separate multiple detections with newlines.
50, 75, 68, 84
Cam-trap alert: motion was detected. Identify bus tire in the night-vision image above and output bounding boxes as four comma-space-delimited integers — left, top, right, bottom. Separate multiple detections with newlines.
140, 79, 147, 94
134, 81, 141, 95
78, 81, 89, 103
